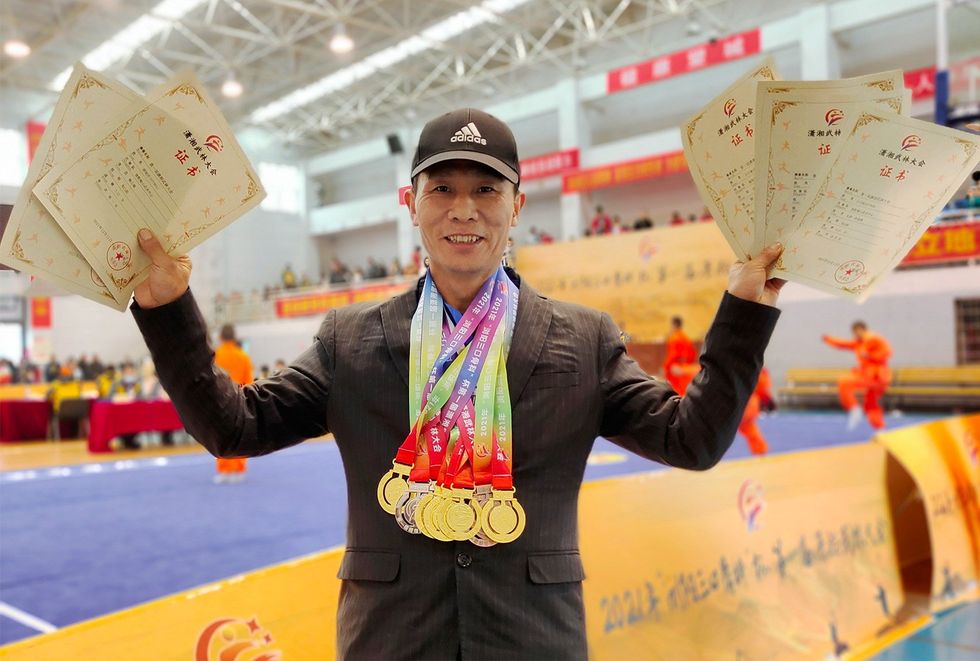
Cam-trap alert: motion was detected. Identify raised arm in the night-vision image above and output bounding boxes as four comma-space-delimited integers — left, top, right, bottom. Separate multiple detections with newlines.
131, 229, 332, 458
822, 335, 857, 350
599, 244, 783, 470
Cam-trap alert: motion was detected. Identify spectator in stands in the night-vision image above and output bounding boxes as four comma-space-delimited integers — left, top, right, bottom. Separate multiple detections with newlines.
300, 273, 313, 288
633, 211, 653, 230
503, 237, 514, 268
411, 246, 423, 274
273, 359, 287, 374
366, 257, 388, 280
0, 359, 13, 385
700, 206, 713, 222
687, 213, 698, 223
967, 171, 980, 208
44, 356, 60, 383
391, 258, 403, 278
611, 216, 628, 234
351, 267, 365, 285
663, 316, 698, 395
96, 365, 121, 399
259, 365, 271, 380
822, 321, 892, 430
77, 355, 91, 380
282, 263, 297, 289
530, 226, 555, 244
669, 210, 685, 226
89, 354, 105, 380
329, 257, 351, 285
17, 355, 39, 384
214, 324, 254, 483
589, 205, 612, 235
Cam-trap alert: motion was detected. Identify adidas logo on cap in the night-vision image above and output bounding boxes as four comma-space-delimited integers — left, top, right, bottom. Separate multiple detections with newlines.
450, 122, 487, 146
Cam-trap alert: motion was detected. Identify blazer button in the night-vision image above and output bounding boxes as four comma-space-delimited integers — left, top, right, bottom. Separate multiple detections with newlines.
456, 553, 472, 568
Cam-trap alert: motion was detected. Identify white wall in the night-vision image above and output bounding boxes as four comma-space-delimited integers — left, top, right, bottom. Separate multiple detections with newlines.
316, 221, 402, 275
48, 296, 150, 364
236, 315, 324, 370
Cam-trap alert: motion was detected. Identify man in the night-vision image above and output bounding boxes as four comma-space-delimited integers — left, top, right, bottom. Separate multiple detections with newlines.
822, 321, 892, 430
589, 205, 612, 235
130, 107, 784, 659
663, 315, 698, 395
213, 323, 254, 483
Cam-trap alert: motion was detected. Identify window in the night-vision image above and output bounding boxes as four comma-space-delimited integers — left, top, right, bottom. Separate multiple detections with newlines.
955, 298, 980, 364
258, 162, 303, 214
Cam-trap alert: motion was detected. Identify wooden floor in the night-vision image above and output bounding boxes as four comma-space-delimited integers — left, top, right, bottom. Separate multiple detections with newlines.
0, 435, 334, 471
0, 438, 207, 471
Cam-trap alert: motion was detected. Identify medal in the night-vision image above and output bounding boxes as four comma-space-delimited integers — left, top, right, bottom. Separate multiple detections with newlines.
480, 488, 527, 544
442, 488, 483, 541
395, 481, 430, 534
376, 461, 411, 515
469, 485, 497, 547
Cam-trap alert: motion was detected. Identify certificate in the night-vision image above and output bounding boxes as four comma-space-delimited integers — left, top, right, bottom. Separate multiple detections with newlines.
35, 70, 265, 308
682, 57, 780, 260
0, 66, 137, 309
751, 74, 911, 255
774, 112, 980, 301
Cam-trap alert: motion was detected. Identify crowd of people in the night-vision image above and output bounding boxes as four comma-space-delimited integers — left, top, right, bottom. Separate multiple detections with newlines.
585, 204, 713, 237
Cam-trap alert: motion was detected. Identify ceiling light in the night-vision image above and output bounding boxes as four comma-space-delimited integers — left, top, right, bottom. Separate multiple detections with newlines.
330, 24, 354, 54
3, 39, 31, 59
50, 0, 207, 90
249, 0, 533, 124
221, 77, 243, 98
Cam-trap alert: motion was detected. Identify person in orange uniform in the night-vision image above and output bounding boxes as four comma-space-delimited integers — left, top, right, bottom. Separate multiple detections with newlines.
738, 369, 772, 455
822, 321, 892, 430
663, 316, 698, 395
213, 324, 254, 483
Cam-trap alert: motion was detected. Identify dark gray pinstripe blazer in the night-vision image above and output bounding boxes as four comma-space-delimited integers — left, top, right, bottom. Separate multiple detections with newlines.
132, 272, 779, 660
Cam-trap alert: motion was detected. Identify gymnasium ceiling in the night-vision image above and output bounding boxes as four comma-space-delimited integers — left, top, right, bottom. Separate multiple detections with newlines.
1, 0, 978, 154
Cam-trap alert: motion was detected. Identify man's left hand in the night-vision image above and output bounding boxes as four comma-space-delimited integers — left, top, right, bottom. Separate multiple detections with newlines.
727, 243, 786, 307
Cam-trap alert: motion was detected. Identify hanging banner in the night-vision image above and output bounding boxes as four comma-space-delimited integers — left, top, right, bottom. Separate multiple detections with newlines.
901, 220, 980, 266
26, 121, 46, 164
520, 148, 579, 181
562, 151, 688, 194
607, 29, 761, 94
903, 56, 980, 101
30, 297, 51, 329
515, 222, 730, 342
275, 282, 411, 319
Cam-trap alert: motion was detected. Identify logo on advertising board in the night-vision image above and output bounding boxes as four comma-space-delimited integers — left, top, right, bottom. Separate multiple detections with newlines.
196, 616, 281, 661
737, 479, 765, 532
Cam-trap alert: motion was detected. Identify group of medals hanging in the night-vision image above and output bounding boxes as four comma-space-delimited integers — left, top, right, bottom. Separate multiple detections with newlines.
377, 266, 526, 545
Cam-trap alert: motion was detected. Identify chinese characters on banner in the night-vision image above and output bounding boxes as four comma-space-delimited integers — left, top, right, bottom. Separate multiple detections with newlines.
520, 148, 579, 181
902, 221, 980, 266
276, 282, 411, 318
607, 29, 761, 94
562, 151, 688, 194
903, 56, 980, 101
30, 297, 52, 328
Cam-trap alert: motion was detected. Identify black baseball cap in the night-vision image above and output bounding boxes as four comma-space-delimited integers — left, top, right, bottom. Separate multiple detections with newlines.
411, 108, 521, 185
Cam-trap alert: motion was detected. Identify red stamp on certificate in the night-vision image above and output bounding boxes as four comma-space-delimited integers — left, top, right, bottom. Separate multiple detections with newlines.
834, 260, 865, 284
107, 241, 132, 271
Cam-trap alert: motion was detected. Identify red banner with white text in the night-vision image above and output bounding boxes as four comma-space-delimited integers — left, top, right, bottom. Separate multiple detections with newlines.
562, 151, 688, 194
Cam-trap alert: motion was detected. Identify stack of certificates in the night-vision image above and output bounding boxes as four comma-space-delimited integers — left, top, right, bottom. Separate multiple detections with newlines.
683, 58, 980, 301
0, 65, 266, 310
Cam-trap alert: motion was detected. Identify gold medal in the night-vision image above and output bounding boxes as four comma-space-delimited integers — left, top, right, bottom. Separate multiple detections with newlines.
469, 485, 497, 547
480, 488, 526, 544
394, 482, 430, 534
376, 461, 412, 515
414, 491, 435, 537
443, 488, 483, 541
422, 486, 452, 542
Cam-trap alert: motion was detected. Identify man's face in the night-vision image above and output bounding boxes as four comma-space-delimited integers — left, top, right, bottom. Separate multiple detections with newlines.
852, 326, 867, 340
406, 161, 524, 280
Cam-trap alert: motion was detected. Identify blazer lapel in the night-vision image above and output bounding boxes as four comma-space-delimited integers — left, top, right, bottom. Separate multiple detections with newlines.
380, 287, 417, 387
506, 282, 552, 404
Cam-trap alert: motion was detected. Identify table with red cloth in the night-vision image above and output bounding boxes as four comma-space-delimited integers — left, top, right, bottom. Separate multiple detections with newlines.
88, 400, 184, 453
0, 400, 52, 442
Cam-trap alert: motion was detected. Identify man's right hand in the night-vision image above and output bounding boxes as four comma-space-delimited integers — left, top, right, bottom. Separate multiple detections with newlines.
134, 228, 191, 308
